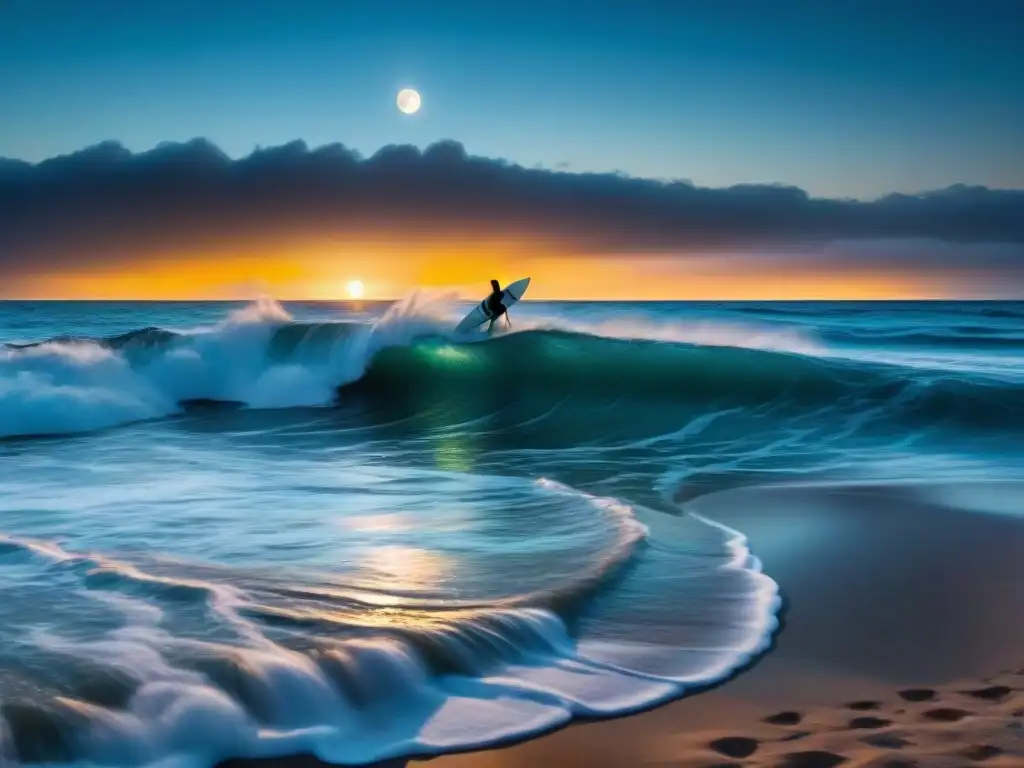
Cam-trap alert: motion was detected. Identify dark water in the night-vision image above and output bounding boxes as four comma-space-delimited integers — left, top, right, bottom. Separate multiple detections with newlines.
1, 297, 1022, 766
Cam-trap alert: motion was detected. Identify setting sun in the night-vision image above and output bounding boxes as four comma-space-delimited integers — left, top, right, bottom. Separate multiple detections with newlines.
346, 279, 365, 299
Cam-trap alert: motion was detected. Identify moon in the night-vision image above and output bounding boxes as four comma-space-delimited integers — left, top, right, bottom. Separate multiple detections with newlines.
346, 280, 365, 299
397, 88, 421, 115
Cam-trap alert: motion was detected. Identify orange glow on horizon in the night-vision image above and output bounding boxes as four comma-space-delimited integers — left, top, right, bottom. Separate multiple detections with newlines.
0, 240, 969, 301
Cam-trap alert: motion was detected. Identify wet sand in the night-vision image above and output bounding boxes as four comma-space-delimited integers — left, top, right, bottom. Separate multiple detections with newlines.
425, 674, 1024, 766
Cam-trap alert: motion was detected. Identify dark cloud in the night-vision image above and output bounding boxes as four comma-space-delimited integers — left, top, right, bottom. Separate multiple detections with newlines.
1, 138, 1022, 273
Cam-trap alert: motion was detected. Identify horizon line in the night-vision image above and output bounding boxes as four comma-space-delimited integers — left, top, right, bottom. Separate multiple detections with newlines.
2, 297, 1020, 304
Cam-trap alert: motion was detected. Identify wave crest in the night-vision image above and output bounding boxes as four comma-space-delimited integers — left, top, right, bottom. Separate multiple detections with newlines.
3, 297, 1022, 439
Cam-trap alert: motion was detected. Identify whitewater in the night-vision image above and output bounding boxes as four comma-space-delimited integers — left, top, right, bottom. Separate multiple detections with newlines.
1, 296, 1023, 767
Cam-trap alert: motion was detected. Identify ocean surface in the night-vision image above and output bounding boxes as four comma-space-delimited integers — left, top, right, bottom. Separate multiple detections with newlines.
1, 297, 1022, 767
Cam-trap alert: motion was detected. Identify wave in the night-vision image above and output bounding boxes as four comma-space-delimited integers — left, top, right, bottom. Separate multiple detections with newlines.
825, 327, 1024, 350
0, 297, 390, 437
0, 476, 779, 767
2, 296, 1023, 439
350, 332, 1024, 436
980, 306, 1024, 319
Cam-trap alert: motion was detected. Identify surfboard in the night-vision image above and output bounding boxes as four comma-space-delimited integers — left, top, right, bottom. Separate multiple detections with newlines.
455, 277, 531, 333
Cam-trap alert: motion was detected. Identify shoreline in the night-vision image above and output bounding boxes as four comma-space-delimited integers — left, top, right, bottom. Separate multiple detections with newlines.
215, 479, 1024, 768
425, 667, 1024, 768
211, 663, 1023, 767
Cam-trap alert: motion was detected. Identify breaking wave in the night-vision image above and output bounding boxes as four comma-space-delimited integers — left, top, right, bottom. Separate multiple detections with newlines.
2, 296, 1022, 439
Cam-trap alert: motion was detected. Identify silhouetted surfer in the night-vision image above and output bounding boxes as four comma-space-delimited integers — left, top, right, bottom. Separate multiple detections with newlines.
486, 279, 511, 333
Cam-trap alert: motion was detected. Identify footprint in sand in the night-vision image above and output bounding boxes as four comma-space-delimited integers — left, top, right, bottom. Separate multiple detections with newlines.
764, 711, 804, 726
898, 688, 936, 702
923, 707, 972, 722
961, 744, 1003, 761
861, 732, 912, 749
848, 716, 892, 729
776, 750, 847, 767
962, 685, 1012, 701
847, 700, 882, 711
708, 736, 759, 759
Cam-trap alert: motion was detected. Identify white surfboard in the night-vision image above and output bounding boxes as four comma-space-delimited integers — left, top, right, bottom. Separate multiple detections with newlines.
455, 277, 531, 333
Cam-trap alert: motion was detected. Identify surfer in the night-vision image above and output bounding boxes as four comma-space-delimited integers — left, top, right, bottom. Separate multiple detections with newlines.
486, 279, 511, 332
454, 276, 528, 334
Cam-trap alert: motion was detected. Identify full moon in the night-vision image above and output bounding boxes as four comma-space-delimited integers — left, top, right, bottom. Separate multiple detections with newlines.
346, 280, 365, 299
397, 88, 421, 114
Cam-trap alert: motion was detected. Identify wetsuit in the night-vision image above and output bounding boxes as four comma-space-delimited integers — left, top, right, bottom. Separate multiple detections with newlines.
486, 290, 506, 320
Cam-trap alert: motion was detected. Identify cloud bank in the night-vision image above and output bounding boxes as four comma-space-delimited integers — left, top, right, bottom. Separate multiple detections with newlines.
1, 138, 1022, 278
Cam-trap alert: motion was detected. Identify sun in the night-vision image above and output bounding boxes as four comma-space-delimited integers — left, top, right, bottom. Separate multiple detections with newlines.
346, 279, 365, 299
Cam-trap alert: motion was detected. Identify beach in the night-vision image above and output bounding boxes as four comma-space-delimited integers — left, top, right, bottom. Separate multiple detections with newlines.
426, 671, 1024, 767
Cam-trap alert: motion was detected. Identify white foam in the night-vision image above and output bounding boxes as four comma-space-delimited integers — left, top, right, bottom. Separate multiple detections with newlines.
0, 342, 171, 435
0, 295, 454, 438
518, 312, 826, 355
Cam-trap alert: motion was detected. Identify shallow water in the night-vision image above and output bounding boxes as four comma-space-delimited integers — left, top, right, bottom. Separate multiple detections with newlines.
1, 297, 1022, 766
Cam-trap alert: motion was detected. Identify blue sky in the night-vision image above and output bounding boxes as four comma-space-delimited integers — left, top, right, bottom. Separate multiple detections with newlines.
1, 0, 1022, 198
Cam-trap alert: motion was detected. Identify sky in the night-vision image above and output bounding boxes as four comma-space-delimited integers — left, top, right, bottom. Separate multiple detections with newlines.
1, 0, 1022, 300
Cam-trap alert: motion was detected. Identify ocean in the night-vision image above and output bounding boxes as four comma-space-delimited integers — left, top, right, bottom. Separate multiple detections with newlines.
1, 296, 1022, 767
